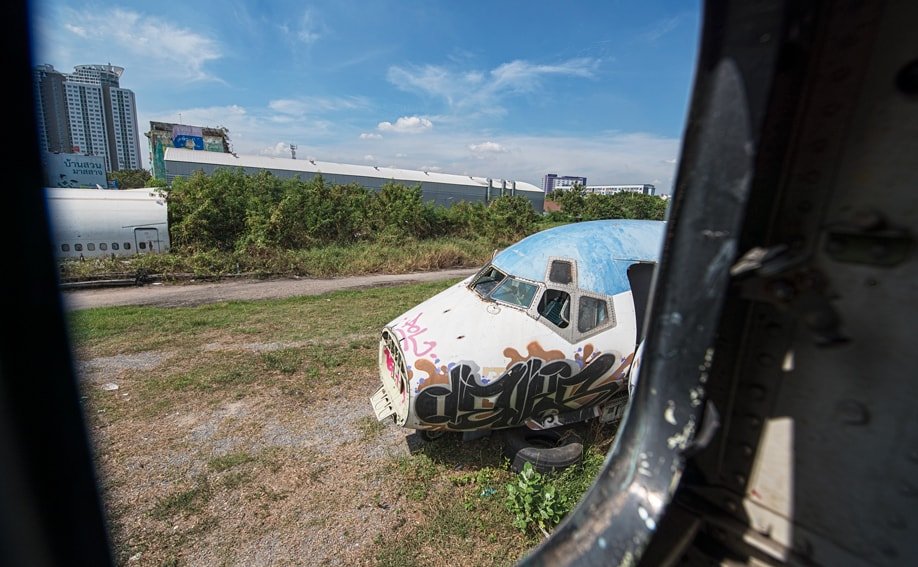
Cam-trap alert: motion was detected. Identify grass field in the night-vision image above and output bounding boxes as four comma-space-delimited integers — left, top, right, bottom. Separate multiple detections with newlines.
69, 278, 617, 566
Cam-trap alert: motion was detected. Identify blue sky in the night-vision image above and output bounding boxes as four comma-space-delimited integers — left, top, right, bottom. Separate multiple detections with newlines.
29, 1, 701, 193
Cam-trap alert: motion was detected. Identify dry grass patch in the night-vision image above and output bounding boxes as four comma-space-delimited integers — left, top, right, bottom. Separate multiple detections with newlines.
71, 279, 615, 567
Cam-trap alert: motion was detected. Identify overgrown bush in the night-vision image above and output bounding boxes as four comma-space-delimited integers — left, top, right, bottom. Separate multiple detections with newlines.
484, 195, 538, 244
548, 187, 667, 221
165, 168, 664, 261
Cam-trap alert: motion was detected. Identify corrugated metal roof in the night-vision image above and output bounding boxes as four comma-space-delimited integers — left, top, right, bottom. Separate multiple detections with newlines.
163, 147, 542, 193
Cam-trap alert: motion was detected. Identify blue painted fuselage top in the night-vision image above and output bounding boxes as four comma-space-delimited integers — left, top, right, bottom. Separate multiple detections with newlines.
490, 219, 666, 297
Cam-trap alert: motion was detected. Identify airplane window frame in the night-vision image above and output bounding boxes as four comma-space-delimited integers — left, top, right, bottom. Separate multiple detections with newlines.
548, 259, 574, 284
545, 256, 578, 289
469, 263, 507, 299
489, 276, 540, 309
576, 293, 617, 336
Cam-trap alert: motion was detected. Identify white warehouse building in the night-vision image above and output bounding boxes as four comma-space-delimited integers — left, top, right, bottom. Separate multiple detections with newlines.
163, 147, 545, 211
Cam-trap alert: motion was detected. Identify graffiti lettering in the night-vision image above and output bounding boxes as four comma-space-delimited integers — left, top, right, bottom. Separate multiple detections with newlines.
394, 312, 437, 358
414, 350, 634, 430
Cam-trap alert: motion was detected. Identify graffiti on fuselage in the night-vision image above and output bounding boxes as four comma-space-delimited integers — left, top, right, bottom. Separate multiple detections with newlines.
393, 312, 438, 359
412, 341, 634, 430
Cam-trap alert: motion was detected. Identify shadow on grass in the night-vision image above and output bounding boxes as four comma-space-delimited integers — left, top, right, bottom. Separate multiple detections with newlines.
405, 431, 510, 470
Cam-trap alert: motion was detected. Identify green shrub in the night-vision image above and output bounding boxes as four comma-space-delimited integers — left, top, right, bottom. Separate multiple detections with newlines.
505, 462, 570, 536
484, 195, 537, 244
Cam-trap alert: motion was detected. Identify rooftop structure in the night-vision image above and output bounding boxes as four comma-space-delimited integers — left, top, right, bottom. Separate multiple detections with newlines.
146, 122, 232, 181
585, 184, 657, 196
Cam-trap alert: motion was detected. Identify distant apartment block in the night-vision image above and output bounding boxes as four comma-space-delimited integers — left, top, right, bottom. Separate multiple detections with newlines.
33, 64, 141, 173
585, 184, 657, 196
145, 122, 232, 181
543, 174, 588, 193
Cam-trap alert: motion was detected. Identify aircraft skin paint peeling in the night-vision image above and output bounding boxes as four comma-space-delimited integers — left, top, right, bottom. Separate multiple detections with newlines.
667, 418, 697, 451
664, 400, 678, 425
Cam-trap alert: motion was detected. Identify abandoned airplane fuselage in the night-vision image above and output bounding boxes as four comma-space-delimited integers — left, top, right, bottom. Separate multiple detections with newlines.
371, 219, 665, 432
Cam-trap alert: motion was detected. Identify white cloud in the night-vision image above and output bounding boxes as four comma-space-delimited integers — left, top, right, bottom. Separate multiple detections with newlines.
641, 16, 682, 43
360, 133, 382, 140
37, 8, 223, 83
377, 116, 433, 134
296, 9, 324, 44
364, 154, 376, 161
262, 142, 292, 157
268, 96, 368, 117
278, 9, 326, 47
490, 59, 595, 92
468, 141, 507, 155
63, 23, 89, 38
386, 58, 598, 116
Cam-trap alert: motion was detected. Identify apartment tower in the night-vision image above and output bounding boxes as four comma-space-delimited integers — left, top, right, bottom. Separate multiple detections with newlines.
33, 63, 141, 172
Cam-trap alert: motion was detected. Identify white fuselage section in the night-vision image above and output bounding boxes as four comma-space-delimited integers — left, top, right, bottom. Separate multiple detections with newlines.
44, 188, 169, 259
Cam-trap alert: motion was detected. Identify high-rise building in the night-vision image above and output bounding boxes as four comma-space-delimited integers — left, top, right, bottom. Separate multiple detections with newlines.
33, 64, 141, 173
543, 173, 588, 193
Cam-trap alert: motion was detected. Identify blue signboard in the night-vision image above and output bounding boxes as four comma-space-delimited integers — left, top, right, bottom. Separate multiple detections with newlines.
173, 134, 205, 150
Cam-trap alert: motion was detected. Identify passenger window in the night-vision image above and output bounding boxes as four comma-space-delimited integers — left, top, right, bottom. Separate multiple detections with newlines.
87, 243, 96, 251
538, 290, 571, 328
99, 242, 108, 251
490, 279, 538, 308
578, 296, 613, 333
139, 242, 147, 250
74, 243, 83, 251
112, 243, 119, 250
124, 242, 131, 250
549, 260, 573, 285
61, 244, 70, 252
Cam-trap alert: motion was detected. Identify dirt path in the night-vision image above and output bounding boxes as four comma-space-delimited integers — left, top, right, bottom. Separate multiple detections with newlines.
62, 268, 478, 310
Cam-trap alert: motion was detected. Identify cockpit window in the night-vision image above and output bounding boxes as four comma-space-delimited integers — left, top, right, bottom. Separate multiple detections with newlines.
490, 278, 538, 308
471, 265, 506, 297
538, 290, 571, 328
548, 260, 573, 285
578, 295, 613, 333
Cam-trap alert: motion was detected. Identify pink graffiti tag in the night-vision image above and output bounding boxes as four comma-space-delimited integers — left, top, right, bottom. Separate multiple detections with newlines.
394, 312, 438, 358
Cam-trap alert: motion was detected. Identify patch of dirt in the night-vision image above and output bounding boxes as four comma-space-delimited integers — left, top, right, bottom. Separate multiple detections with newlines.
80, 345, 418, 566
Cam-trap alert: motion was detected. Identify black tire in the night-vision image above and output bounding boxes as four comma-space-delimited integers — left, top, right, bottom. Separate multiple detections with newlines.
418, 429, 448, 442
501, 426, 584, 474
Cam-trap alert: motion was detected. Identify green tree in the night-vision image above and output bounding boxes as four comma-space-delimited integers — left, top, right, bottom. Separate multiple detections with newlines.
582, 193, 626, 219
443, 200, 489, 238
266, 176, 372, 248
108, 168, 152, 189
371, 182, 436, 239
168, 168, 254, 251
547, 187, 586, 219
484, 195, 538, 243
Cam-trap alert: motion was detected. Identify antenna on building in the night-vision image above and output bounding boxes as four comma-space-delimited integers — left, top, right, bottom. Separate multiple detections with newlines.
290, 144, 297, 159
